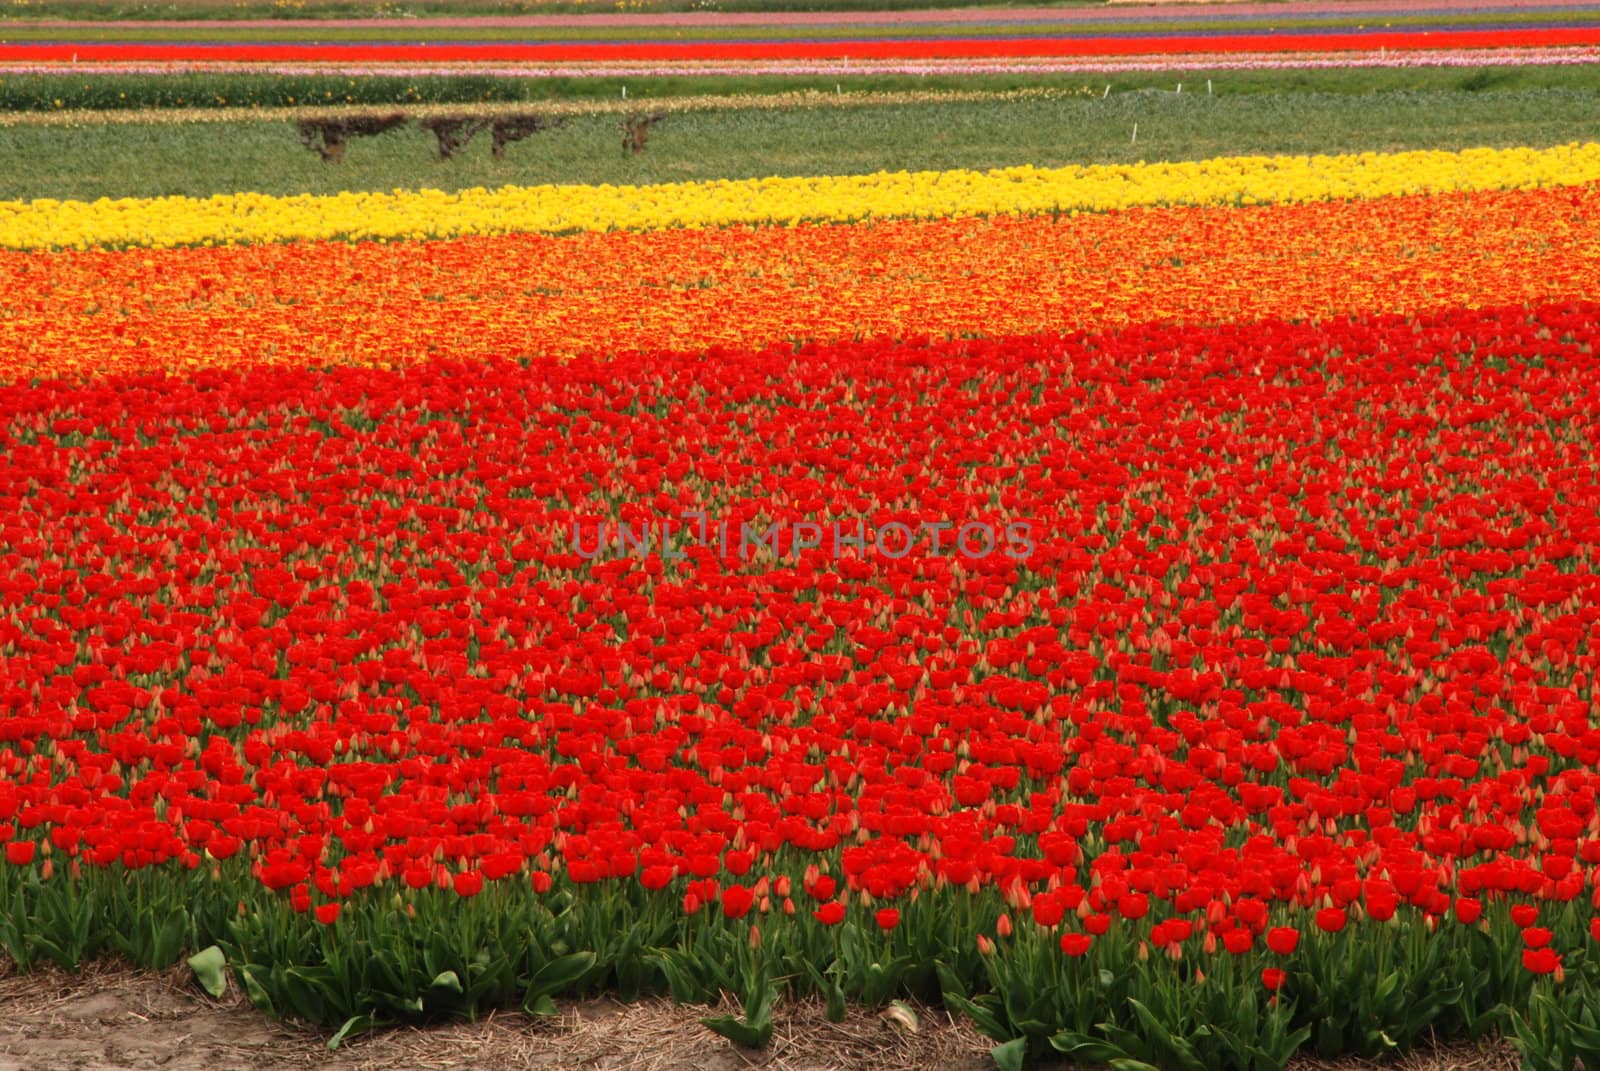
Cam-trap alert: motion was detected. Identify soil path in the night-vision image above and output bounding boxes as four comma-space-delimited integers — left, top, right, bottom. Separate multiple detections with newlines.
0, 963, 1522, 1071
0, 964, 992, 1071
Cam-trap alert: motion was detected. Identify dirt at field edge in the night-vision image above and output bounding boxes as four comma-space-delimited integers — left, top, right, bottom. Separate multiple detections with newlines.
0, 963, 1518, 1071
0, 962, 995, 1071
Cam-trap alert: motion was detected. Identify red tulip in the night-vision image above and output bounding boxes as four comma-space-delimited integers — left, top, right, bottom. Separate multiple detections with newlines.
813, 901, 846, 926
1266, 926, 1299, 955
721, 885, 754, 920
1522, 948, 1561, 975
1059, 933, 1092, 957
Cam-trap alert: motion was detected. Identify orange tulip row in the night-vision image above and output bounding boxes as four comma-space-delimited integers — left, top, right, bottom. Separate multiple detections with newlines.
3, 180, 1595, 383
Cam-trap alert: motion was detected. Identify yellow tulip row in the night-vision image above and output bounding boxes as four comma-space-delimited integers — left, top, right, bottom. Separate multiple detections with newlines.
5, 141, 1600, 251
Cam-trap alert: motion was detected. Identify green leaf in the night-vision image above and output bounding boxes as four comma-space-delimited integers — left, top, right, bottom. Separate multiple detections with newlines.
1049, 1032, 1124, 1063
1126, 997, 1206, 1071
702, 1014, 773, 1050
1568, 1018, 1600, 1056
648, 949, 708, 1004
934, 959, 968, 1005
328, 1015, 374, 1051
281, 966, 340, 1025
526, 994, 559, 1018
744, 985, 774, 1028
962, 995, 1009, 1043
1282, 1023, 1313, 1054
703, 982, 775, 1051
527, 951, 596, 1000
991, 1038, 1027, 1071
187, 945, 228, 999
825, 981, 846, 1024
430, 970, 463, 994
803, 960, 845, 1023
151, 914, 186, 969
239, 965, 275, 1015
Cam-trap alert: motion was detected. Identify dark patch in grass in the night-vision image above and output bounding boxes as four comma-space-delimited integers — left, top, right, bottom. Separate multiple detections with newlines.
294, 111, 407, 163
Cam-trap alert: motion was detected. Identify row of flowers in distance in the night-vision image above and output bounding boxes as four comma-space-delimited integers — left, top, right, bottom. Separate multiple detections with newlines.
4, 142, 1600, 251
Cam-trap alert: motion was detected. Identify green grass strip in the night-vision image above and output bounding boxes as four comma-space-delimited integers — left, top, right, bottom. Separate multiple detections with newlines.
0, 63, 1593, 114
2, 85, 1599, 205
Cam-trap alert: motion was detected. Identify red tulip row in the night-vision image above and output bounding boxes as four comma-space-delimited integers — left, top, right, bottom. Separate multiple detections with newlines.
2, 299, 1600, 1061
6, 24, 1600, 63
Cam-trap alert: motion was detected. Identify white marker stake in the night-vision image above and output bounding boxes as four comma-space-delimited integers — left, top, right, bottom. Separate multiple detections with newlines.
622, 85, 627, 99
1176, 82, 1182, 95
1131, 123, 1138, 145
1207, 79, 1213, 95
1103, 84, 1111, 98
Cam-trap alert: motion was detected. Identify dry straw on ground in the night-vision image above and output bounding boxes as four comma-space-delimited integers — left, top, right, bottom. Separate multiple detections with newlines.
0, 960, 991, 1071
0, 960, 1519, 1071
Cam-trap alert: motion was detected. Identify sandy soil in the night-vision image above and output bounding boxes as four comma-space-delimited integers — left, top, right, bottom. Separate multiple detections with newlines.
0, 963, 993, 1071
0, 961, 1522, 1071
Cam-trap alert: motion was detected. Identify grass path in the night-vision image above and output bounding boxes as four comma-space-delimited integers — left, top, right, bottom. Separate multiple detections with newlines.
3, 84, 1597, 201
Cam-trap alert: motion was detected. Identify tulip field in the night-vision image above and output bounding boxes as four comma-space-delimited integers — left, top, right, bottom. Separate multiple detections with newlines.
9, 0, 1600, 72
3, 2, 1600, 1069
